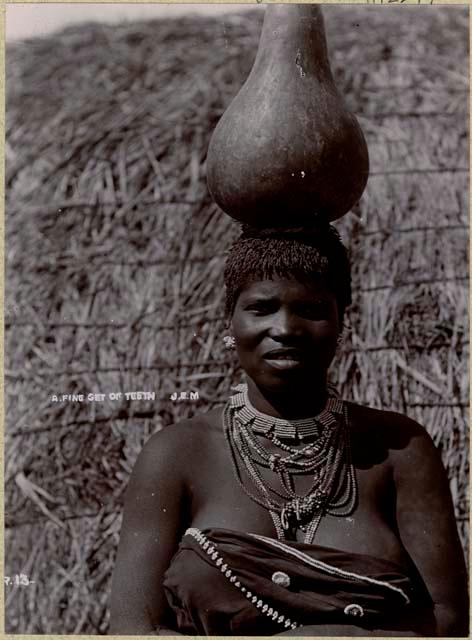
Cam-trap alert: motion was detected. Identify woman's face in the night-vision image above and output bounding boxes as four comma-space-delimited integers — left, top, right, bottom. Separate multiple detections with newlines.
231, 276, 340, 394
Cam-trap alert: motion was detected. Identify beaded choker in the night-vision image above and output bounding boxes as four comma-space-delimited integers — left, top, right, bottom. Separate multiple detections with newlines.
224, 384, 357, 544
229, 383, 344, 440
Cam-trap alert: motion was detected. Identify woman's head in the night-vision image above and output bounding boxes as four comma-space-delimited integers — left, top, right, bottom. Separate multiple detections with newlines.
223, 224, 352, 397
224, 224, 352, 324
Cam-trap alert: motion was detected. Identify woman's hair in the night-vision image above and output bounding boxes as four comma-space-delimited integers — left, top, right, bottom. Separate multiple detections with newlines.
223, 223, 352, 323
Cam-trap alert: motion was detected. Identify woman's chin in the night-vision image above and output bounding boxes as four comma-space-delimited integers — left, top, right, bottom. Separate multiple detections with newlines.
250, 367, 326, 393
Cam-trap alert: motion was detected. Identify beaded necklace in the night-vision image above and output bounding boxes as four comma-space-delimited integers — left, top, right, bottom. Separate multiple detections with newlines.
223, 384, 357, 544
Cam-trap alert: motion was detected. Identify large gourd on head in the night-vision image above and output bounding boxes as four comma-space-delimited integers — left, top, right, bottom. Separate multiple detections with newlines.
206, 4, 369, 227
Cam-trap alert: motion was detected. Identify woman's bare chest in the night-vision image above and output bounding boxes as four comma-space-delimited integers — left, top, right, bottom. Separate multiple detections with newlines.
188, 433, 408, 566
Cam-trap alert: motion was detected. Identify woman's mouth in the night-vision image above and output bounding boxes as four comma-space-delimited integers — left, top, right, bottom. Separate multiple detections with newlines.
262, 349, 305, 369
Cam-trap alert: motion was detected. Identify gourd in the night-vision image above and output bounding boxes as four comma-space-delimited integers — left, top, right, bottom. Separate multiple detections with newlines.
206, 4, 369, 227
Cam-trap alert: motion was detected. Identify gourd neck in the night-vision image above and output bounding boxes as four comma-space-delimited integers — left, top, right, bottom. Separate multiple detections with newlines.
251, 5, 334, 82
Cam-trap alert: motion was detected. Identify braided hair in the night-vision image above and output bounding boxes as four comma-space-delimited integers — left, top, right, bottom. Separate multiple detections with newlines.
223, 223, 352, 324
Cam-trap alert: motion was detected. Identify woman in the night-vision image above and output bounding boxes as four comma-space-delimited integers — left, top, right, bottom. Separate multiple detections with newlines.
109, 225, 468, 636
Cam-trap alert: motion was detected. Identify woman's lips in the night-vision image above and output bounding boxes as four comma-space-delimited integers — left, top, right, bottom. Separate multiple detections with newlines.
263, 358, 304, 370
262, 349, 306, 369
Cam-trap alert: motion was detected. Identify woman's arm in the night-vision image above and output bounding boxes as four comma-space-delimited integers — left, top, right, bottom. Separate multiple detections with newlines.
109, 425, 191, 635
390, 416, 468, 637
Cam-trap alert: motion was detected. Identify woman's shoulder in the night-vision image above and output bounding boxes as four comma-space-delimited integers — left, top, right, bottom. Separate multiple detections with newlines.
130, 409, 223, 483
345, 401, 439, 466
346, 401, 424, 433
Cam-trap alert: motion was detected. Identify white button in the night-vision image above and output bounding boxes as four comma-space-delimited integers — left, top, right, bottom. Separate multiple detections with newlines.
344, 603, 364, 617
271, 571, 291, 588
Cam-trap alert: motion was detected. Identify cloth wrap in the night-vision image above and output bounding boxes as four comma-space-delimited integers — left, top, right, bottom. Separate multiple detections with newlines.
163, 527, 429, 635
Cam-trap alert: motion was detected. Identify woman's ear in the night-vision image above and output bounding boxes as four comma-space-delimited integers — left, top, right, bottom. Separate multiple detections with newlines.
222, 319, 235, 350
336, 305, 344, 335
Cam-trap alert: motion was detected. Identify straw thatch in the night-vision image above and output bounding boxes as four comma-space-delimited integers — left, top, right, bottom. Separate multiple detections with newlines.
6, 6, 468, 633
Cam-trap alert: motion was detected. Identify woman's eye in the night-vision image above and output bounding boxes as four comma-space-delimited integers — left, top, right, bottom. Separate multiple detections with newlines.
297, 303, 327, 319
245, 302, 275, 315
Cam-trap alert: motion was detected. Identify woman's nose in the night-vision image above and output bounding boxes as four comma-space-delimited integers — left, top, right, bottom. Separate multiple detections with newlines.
269, 309, 302, 338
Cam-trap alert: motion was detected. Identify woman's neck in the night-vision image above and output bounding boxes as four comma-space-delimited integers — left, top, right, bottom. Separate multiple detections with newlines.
246, 377, 329, 420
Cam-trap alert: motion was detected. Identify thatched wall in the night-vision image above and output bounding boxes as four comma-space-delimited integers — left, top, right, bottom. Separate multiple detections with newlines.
6, 6, 468, 633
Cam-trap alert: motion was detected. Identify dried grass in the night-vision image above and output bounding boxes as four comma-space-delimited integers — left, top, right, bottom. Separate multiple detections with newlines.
5, 6, 469, 633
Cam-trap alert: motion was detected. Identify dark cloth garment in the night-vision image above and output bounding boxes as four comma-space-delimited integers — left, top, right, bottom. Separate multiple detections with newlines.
163, 527, 431, 636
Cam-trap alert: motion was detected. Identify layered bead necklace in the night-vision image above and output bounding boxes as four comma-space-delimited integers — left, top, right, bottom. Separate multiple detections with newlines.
224, 384, 358, 544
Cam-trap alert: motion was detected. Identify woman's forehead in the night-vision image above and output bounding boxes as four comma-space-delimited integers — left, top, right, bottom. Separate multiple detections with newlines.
237, 275, 333, 300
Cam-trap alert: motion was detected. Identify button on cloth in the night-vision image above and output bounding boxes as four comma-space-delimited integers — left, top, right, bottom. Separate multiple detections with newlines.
343, 604, 364, 617
271, 571, 291, 588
